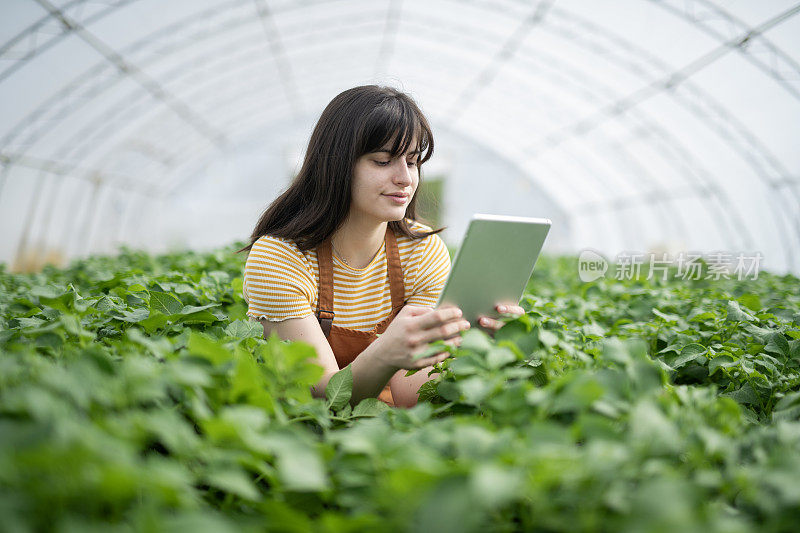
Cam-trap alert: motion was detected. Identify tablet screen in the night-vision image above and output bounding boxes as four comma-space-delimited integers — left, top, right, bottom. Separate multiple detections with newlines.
435, 214, 551, 324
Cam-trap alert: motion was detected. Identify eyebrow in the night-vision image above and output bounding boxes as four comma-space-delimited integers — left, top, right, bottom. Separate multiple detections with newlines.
372, 149, 422, 155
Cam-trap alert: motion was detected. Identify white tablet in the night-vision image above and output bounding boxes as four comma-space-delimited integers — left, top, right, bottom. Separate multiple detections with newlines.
435, 214, 551, 325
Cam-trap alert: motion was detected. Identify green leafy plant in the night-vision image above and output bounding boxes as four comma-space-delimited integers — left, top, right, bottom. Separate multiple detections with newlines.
1, 249, 799, 531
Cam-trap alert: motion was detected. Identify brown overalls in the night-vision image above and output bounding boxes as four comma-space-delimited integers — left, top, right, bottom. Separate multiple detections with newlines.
315, 226, 406, 407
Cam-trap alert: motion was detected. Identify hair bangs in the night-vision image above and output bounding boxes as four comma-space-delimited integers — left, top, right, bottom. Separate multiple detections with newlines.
359, 95, 432, 163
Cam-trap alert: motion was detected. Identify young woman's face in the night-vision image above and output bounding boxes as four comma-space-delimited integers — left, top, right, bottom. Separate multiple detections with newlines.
349, 140, 420, 224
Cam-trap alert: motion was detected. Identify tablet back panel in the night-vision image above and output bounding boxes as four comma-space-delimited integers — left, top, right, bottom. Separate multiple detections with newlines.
436, 214, 551, 324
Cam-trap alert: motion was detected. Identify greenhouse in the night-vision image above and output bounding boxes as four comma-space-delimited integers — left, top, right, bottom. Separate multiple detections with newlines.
1, 1, 799, 531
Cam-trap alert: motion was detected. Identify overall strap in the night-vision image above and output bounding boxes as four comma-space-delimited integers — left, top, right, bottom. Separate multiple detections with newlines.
315, 225, 406, 337
316, 240, 335, 337
383, 227, 406, 310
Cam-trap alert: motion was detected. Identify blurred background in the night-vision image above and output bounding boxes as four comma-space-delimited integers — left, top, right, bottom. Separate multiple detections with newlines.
1, 0, 798, 273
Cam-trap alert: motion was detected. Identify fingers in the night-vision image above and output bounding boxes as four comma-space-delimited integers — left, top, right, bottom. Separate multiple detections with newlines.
400, 305, 435, 317
416, 306, 463, 330
478, 316, 504, 331
411, 351, 451, 369
443, 336, 462, 348
495, 304, 524, 316
415, 318, 470, 345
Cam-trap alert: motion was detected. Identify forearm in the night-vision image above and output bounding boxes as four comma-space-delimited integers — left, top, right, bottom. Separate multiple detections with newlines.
389, 366, 439, 408
346, 342, 399, 405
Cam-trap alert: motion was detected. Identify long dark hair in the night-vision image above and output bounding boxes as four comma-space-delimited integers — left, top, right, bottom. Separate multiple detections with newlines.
238, 85, 442, 254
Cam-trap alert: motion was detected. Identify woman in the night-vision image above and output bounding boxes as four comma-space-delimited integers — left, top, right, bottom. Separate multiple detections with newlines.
240, 85, 522, 408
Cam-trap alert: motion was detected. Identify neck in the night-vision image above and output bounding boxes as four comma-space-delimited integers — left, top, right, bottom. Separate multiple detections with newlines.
331, 216, 388, 269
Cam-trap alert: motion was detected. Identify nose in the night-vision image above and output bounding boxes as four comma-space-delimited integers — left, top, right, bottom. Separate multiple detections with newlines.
392, 159, 413, 187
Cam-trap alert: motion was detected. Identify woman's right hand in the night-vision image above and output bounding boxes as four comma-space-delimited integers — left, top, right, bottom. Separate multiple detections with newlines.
371, 305, 470, 370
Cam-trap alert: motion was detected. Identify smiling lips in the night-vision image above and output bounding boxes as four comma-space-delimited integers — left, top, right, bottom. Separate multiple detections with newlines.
384, 193, 409, 204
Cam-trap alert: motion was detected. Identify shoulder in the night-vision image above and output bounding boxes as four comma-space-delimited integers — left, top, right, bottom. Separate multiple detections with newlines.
408, 219, 448, 253
396, 219, 450, 271
397, 219, 443, 249
250, 234, 306, 259
246, 234, 314, 274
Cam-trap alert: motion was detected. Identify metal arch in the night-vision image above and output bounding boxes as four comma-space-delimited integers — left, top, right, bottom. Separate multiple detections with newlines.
445, 0, 554, 123
418, 0, 791, 263
391, 15, 743, 249
37, 0, 776, 246
503, 15, 752, 251
0, 152, 154, 195
155, 58, 681, 254
650, 0, 800, 102
12, 0, 788, 227
0, 0, 255, 194
22, 63, 267, 261
13, 11, 393, 205
252, 0, 303, 119
532, 4, 800, 209
69, 4, 744, 254
439, 2, 758, 256
0, 0, 377, 197
1, 1, 792, 262
33, 0, 228, 146
515, 3, 800, 269
372, 0, 403, 79
122, 5, 704, 217
2, 152, 157, 270
0, 0, 140, 85
2, 1, 304, 260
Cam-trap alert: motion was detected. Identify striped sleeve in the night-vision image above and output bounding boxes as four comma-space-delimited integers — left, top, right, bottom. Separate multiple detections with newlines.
243, 236, 316, 322
406, 233, 451, 308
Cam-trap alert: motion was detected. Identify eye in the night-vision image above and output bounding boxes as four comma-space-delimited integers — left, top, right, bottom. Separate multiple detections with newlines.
375, 160, 391, 166
407, 159, 418, 167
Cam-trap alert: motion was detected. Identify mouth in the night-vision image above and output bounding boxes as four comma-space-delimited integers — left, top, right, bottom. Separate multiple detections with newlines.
383, 193, 409, 204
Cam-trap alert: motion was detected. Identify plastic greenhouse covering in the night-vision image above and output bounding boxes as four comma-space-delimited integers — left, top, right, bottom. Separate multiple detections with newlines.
1, 0, 799, 274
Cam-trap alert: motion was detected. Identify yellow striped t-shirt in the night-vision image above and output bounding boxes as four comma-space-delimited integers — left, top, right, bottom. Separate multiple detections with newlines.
243, 221, 451, 331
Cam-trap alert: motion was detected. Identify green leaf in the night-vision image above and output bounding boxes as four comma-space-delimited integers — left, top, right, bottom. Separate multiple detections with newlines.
458, 376, 492, 405
738, 293, 762, 312
149, 291, 184, 316
538, 328, 559, 348
764, 332, 790, 358
550, 374, 605, 414
204, 468, 261, 501
126, 328, 172, 359
582, 322, 606, 338
469, 464, 522, 508
495, 320, 540, 355
412, 340, 451, 361
708, 354, 736, 375
262, 433, 329, 491
666, 343, 707, 369
460, 329, 492, 355
652, 308, 680, 322
722, 382, 760, 406
326, 365, 353, 410
139, 310, 169, 333
352, 397, 390, 417
176, 310, 220, 325
115, 307, 150, 323
726, 300, 755, 323
688, 309, 716, 322
11, 317, 46, 329
486, 346, 517, 369
188, 332, 232, 365
225, 319, 264, 339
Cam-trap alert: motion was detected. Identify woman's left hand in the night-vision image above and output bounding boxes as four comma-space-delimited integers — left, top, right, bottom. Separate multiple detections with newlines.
477, 304, 525, 336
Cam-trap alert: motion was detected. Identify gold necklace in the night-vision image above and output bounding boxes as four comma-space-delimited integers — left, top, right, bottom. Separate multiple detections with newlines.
332, 240, 382, 268
331, 242, 352, 267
